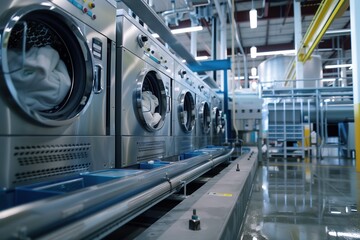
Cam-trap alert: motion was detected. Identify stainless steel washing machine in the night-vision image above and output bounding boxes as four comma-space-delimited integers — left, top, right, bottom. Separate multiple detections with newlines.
172, 60, 197, 155
0, 0, 116, 189
195, 80, 211, 149
210, 91, 224, 146
116, 10, 174, 167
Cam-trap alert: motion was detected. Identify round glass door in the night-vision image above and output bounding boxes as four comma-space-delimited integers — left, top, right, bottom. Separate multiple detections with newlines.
135, 70, 167, 132
213, 107, 222, 134
178, 90, 195, 133
199, 101, 211, 134
0, 6, 93, 126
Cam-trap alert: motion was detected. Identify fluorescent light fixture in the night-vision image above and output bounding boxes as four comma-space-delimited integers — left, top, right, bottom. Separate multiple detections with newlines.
324, 63, 352, 69
234, 75, 259, 80
181, 55, 209, 63
330, 210, 341, 214
256, 49, 296, 57
328, 231, 360, 238
171, 25, 203, 34
250, 46, 257, 58
249, 9, 257, 29
251, 67, 257, 76
152, 26, 203, 38
195, 55, 209, 61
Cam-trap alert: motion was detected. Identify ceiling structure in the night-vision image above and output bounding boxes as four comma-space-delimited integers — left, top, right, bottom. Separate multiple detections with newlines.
147, 0, 352, 87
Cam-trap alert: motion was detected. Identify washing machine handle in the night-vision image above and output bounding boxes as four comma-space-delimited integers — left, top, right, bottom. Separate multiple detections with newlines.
166, 86, 171, 113
93, 65, 103, 94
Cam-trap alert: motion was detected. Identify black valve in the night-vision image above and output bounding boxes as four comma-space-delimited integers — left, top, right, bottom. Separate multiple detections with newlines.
137, 34, 148, 48
179, 69, 187, 78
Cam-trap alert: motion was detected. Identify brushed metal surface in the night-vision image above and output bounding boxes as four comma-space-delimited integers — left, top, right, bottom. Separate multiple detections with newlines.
0, 0, 116, 189
115, 13, 174, 167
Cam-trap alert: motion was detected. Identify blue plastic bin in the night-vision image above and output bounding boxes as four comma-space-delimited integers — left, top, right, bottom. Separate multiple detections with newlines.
139, 160, 171, 169
15, 169, 143, 205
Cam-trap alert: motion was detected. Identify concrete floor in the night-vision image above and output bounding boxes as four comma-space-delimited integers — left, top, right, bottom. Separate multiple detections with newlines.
241, 156, 360, 240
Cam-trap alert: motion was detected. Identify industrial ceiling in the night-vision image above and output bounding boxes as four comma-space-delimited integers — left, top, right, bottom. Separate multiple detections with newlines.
133, 0, 352, 87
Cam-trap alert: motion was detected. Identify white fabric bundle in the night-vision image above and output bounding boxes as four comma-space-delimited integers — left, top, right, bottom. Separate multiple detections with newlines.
181, 111, 188, 125
142, 91, 161, 127
8, 46, 71, 111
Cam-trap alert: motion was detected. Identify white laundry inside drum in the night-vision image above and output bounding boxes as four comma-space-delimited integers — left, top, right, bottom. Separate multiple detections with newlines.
142, 91, 161, 127
8, 45, 71, 111
182, 111, 188, 125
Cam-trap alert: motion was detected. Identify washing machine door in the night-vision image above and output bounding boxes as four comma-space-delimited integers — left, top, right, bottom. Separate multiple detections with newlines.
212, 107, 222, 134
199, 101, 211, 134
178, 90, 195, 133
135, 69, 168, 132
0, 4, 93, 126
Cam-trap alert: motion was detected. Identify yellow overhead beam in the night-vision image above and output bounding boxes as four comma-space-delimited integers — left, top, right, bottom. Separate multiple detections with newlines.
298, 0, 349, 63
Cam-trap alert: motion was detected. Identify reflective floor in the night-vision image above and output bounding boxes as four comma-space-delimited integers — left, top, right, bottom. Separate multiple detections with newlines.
241, 156, 360, 240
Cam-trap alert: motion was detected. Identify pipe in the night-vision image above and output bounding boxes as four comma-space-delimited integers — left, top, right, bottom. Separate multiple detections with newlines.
231, 0, 239, 142
38, 148, 235, 240
0, 148, 231, 239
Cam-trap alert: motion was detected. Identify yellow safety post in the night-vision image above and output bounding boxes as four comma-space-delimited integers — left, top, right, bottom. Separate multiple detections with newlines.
350, 0, 360, 172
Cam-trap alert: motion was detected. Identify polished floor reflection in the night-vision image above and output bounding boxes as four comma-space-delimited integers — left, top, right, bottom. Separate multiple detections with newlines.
241, 157, 360, 240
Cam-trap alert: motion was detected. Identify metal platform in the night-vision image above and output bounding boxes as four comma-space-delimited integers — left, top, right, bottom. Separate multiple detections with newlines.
136, 148, 258, 240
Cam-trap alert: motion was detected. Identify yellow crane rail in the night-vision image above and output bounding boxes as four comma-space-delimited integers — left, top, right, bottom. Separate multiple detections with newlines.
298, 0, 349, 63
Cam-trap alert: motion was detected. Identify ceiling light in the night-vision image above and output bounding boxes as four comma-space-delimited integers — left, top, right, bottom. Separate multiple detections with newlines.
251, 67, 257, 76
195, 56, 209, 61
250, 46, 257, 58
256, 49, 296, 57
249, 9, 257, 29
152, 25, 203, 38
324, 64, 352, 69
171, 25, 203, 34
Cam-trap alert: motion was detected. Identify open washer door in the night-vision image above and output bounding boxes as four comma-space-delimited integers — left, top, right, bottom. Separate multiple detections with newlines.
199, 101, 211, 134
212, 107, 223, 134
178, 90, 196, 133
135, 70, 169, 132
0, 5, 94, 126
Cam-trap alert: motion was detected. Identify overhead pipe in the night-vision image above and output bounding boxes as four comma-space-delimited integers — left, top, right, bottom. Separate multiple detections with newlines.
0, 148, 231, 239
38, 148, 234, 240
231, 0, 239, 142
161, 0, 193, 19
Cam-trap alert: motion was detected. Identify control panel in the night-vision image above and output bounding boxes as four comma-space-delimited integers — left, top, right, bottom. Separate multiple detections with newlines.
67, 0, 97, 20
118, 13, 174, 76
52, 0, 116, 41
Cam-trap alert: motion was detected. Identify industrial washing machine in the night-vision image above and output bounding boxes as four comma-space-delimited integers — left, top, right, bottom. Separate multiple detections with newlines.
116, 10, 174, 167
172, 60, 197, 155
195, 79, 211, 148
0, 0, 116, 190
210, 91, 224, 146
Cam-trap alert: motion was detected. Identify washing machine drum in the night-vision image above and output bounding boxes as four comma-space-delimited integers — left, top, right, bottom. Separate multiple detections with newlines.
0, 7, 93, 126
199, 101, 211, 134
178, 91, 195, 133
136, 70, 167, 132
213, 107, 222, 134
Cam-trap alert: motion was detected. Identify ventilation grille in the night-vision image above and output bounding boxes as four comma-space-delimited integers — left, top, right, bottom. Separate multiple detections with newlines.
13, 163, 91, 184
14, 143, 91, 166
12, 143, 92, 184
137, 141, 165, 162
